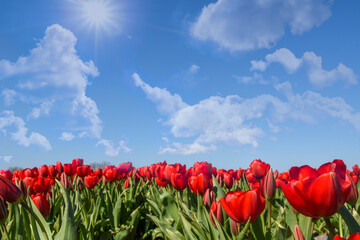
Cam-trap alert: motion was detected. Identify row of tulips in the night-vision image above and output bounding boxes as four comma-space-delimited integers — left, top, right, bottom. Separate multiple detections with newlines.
1, 158, 360, 239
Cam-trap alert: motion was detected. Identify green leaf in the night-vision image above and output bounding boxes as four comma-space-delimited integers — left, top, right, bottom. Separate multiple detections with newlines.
27, 198, 54, 240
236, 218, 251, 240
250, 217, 266, 240
54, 180, 77, 240
212, 175, 225, 201
338, 205, 360, 234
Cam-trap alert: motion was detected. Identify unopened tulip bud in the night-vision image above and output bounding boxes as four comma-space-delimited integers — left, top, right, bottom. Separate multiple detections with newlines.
210, 200, 224, 227
0, 175, 23, 204
0, 197, 8, 223
216, 174, 223, 186
19, 179, 28, 200
78, 178, 84, 191
60, 173, 73, 190
231, 219, 241, 236
102, 175, 107, 185
347, 173, 358, 206
203, 188, 215, 209
124, 178, 130, 189
294, 225, 304, 240
263, 168, 275, 199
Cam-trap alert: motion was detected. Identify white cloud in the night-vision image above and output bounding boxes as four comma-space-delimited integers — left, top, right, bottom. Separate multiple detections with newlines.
191, 0, 332, 51
233, 73, 268, 85
0, 111, 51, 150
159, 142, 217, 155
188, 64, 200, 74
2, 89, 17, 106
96, 139, 132, 157
0, 155, 13, 163
28, 101, 54, 120
59, 132, 75, 141
136, 74, 360, 154
132, 73, 188, 115
251, 48, 357, 87
0, 24, 109, 151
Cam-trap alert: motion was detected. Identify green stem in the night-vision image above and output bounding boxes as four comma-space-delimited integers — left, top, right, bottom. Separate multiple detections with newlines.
324, 217, 336, 237
338, 205, 360, 234
2, 223, 10, 240
339, 215, 343, 237
20, 201, 49, 240
267, 200, 272, 229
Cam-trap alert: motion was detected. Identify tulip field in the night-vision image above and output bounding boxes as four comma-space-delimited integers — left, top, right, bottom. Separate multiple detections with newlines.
1, 159, 360, 239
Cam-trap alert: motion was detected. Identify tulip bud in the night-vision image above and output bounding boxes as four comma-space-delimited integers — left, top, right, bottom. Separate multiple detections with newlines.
263, 168, 276, 199
210, 200, 224, 227
124, 178, 130, 189
19, 179, 28, 200
78, 178, 84, 191
346, 173, 358, 206
294, 225, 304, 240
0, 197, 8, 223
0, 175, 23, 204
60, 173, 73, 190
216, 174, 223, 187
231, 219, 241, 236
203, 188, 215, 209
102, 175, 107, 185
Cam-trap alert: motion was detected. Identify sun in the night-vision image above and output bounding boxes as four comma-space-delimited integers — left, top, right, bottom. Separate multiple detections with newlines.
79, 0, 118, 33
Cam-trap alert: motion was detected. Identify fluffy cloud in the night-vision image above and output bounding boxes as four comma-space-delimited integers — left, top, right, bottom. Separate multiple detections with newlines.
191, 0, 332, 51
0, 24, 115, 153
59, 132, 75, 141
28, 101, 54, 120
132, 73, 188, 115
96, 139, 132, 157
0, 111, 51, 150
251, 48, 357, 87
159, 142, 217, 155
0, 155, 13, 163
135, 73, 360, 155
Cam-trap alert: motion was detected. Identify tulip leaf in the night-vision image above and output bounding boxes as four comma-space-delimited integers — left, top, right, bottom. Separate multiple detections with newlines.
236, 218, 251, 240
54, 180, 77, 240
212, 175, 225, 201
27, 198, 54, 240
338, 205, 360, 234
250, 217, 265, 240
284, 200, 297, 236
298, 215, 312, 240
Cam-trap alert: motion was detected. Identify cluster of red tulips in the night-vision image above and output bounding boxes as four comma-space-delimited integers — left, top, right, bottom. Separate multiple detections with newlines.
1, 158, 360, 239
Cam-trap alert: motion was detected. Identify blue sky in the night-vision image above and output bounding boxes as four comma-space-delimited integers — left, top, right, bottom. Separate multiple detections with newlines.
0, 0, 359, 171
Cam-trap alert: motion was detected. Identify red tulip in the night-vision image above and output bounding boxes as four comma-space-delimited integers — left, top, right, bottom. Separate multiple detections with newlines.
250, 159, 270, 180
56, 161, 64, 173
104, 166, 119, 182
38, 165, 48, 177
72, 158, 84, 167
189, 162, 214, 179
155, 177, 168, 187
188, 173, 212, 196
220, 188, 265, 223
30, 176, 51, 195
278, 159, 352, 218
63, 164, 76, 177
84, 174, 99, 189
0, 175, 23, 203
31, 194, 50, 218
210, 200, 224, 227
223, 172, 233, 189
76, 165, 92, 177
48, 165, 59, 178
334, 233, 360, 240
171, 173, 188, 191
0, 170, 13, 180
117, 162, 134, 175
